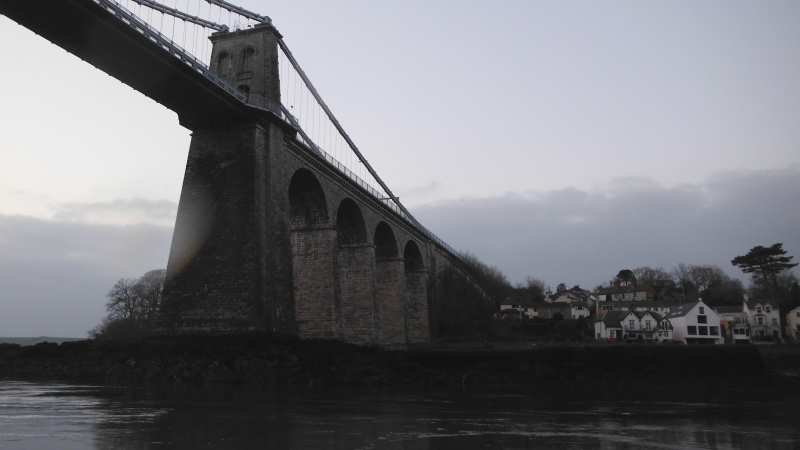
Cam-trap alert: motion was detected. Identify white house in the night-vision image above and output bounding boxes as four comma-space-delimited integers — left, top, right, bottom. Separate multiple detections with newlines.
570, 301, 591, 319
787, 306, 800, 340
594, 310, 626, 341
744, 298, 782, 340
620, 310, 664, 343
664, 301, 722, 344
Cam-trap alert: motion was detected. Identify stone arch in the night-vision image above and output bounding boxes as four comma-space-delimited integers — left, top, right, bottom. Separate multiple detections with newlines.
374, 222, 398, 260
289, 169, 329, 228
403, 241, 425, 272
336, 199, 367, 246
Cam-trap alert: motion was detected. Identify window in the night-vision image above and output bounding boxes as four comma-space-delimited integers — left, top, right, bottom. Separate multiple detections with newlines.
710, 326, 719, 336
796, 312, 800, 318
688, 326, 697, 335
772, 318, 778, 326
629, 320, 635, 329
603, 306, 612, 311
734, 329, 741, 335
765, 306, 771, 313
699, 326, 708, 336
241, 47, 256, 73
697, 315, 707, 324
757, 317, 764, 325
645, 320, 651, 330
757, 307, 762, 313
217, 51, 232, 79
699, 307, 705, 314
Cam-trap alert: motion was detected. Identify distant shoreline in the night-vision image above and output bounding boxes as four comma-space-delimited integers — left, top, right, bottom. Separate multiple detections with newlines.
0, 337, 84, 346
1, 334, 798, 396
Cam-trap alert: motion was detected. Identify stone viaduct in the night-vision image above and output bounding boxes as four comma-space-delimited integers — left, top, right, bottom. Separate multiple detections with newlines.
158, 23, 489, 346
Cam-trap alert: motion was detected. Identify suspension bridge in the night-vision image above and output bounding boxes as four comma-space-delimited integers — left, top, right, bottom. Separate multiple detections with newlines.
0, 0, 490, 346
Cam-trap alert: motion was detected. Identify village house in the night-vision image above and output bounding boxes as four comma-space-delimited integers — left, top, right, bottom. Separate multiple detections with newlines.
620, 310, 665, 343
499, 298, 571, 320
570, 301, 591, 319
595, 309, 669, 343
595, 300, 675, 319
787, 306, 800, 340
594, 310, 626, 341
664, 301, 722, 344
744, 298, 782, 340
713, 305, 750, 344
595, 281, 657, 302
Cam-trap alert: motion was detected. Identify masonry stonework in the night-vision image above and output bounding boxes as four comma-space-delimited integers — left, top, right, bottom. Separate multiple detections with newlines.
159, 22, 489, 347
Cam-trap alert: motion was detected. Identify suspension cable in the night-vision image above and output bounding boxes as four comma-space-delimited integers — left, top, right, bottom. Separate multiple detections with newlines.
204, 0, 271, 24
129, 0, 228, 31
276, 39, 420, 228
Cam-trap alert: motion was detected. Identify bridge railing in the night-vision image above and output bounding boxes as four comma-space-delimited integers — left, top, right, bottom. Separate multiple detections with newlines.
94, 0, 247, 104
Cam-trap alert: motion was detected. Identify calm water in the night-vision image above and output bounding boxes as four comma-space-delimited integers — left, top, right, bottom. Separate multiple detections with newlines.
0, 381, 798, 449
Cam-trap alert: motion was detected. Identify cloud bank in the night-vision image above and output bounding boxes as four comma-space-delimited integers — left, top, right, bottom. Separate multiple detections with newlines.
0, 213, 172, 337
414, 166, 800, 289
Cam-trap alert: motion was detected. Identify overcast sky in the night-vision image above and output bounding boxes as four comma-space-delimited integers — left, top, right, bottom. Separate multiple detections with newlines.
1, 1, 798, 337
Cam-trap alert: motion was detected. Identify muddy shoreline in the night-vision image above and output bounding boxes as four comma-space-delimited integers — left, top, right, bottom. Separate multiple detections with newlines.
1, 334, 797, 396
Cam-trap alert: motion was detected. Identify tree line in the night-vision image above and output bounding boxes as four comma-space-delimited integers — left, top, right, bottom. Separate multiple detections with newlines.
89, 269, 165, 339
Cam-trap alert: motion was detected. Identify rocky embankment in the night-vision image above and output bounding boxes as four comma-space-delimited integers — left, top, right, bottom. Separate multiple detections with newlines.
0, 334, 796, 394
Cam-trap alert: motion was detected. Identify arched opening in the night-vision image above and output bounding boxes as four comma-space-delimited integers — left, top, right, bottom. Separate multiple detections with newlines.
241, 47, 256, 73
217, 51, 231, 79
237, 84, 251, 93
374, 222, 398, 260
404, 241, 424, 272
336, 199, 367, 246
289, 169, 328, 228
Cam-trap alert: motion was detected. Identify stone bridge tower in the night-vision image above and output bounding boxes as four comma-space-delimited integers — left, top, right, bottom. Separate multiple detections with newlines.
159, 23, 489, 346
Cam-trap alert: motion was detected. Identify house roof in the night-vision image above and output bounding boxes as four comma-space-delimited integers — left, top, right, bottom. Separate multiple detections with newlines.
714, 306, 744, 314
665, 302, 701, 319
745, 299, 779, 310
597, 300, 676, 309
598, 310, 627, 327
621, 310, 665, 321
597, 285, 653, 295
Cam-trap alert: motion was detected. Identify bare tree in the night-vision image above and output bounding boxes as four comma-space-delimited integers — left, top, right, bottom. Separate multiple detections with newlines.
632, 266, 673, 286
136, 269, 166, 327
106, 278, 142, 322
90, 269, 166, 339
689, 265, 727, 294
671, 263, 693, 295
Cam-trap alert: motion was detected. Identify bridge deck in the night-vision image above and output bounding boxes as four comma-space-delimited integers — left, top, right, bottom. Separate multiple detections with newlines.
0, 0, 251, 128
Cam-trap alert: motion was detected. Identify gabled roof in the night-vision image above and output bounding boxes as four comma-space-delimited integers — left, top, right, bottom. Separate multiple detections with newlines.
665, 302, 700, 319
621, 310, 664, 321
714, 306, 744, 314
599, 310, 627, 327
745, 299, 779, 310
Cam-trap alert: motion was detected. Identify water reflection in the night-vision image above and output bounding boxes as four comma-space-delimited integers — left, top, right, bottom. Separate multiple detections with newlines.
0, 381, 798, 449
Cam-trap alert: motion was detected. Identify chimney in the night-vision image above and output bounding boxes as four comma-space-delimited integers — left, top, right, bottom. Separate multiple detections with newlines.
614, 280, 620, 289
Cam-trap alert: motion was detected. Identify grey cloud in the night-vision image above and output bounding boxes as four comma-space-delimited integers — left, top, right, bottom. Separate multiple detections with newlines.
413, 167, 800, 289
52, 199, 178, 226
0, 215, 172, 337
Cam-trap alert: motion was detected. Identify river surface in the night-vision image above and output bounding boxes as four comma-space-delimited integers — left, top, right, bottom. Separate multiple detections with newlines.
0, 381, 798, 449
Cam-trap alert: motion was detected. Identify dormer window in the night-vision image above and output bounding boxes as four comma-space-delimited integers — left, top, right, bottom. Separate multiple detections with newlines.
757, 307, 762, 313
765, 305, 771, 313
